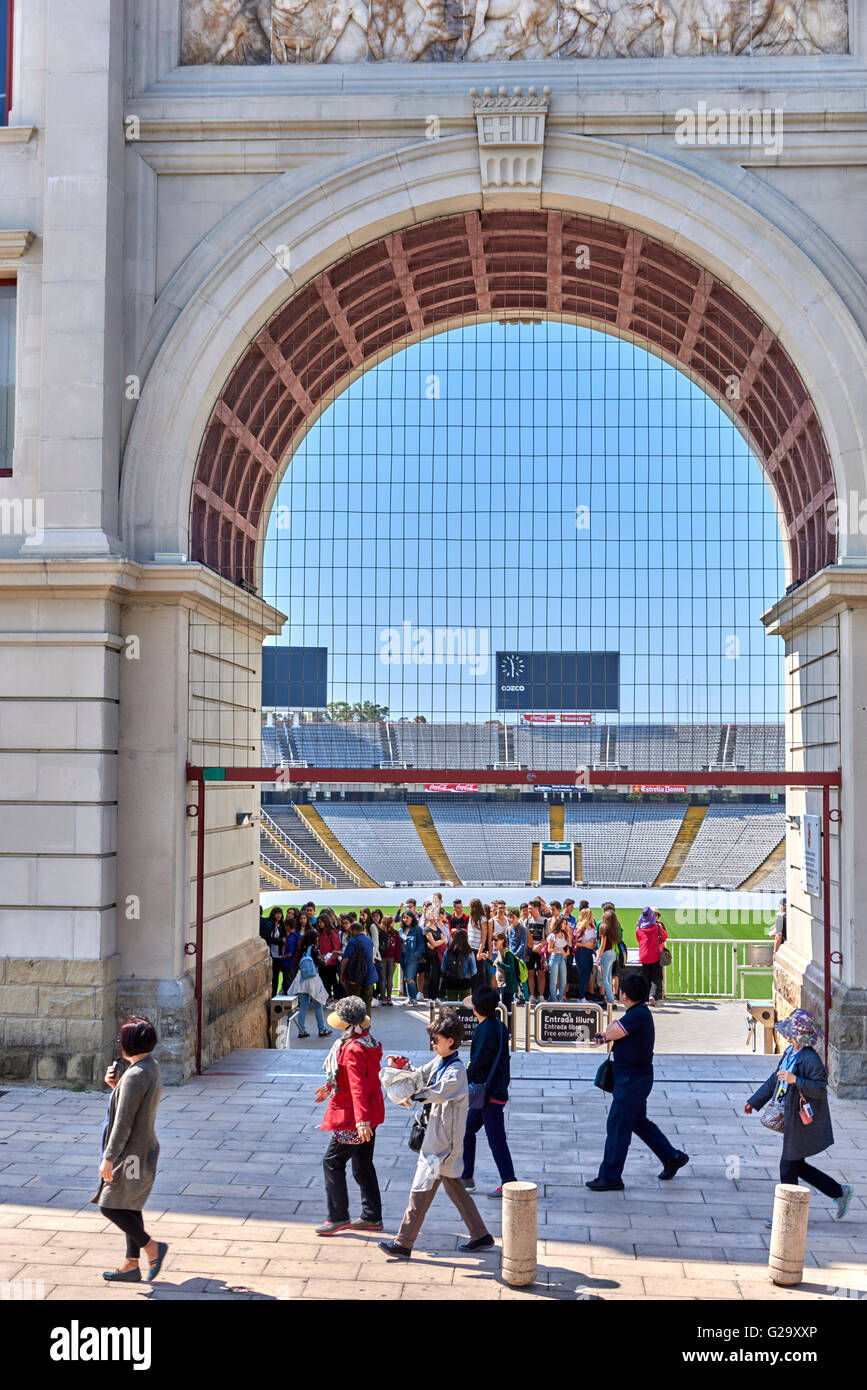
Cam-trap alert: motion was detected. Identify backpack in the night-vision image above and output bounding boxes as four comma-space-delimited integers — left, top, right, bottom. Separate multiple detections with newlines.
516, 956, 529, 985
298, 946, 317, 980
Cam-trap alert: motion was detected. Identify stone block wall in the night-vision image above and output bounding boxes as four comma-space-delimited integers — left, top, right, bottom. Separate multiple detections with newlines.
0, 954, 118, 1085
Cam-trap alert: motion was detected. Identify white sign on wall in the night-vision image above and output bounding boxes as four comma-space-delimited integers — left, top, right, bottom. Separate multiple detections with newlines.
801, 814, 822, 898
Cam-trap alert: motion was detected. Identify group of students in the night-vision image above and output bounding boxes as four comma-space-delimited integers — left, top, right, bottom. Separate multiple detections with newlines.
260, 895, 673, 1024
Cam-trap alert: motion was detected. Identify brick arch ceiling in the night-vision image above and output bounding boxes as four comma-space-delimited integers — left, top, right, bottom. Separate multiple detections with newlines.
191, 210, 835, 588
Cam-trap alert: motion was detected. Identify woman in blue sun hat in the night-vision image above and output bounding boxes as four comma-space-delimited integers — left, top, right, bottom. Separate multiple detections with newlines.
744, 1009, 854, 1224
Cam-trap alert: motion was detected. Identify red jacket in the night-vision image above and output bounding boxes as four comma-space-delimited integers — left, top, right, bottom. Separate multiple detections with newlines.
322, 1033, 385, 1131
636, 921, 667, 964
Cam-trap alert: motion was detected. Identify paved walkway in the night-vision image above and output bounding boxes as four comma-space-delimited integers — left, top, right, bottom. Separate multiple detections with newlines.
1, 1001, 865, 1302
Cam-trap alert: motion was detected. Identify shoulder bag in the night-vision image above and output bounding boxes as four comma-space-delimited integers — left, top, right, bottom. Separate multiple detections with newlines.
467, 1024, 505, 1110
406, 1055, 458, 1150
658, 928, 672, 968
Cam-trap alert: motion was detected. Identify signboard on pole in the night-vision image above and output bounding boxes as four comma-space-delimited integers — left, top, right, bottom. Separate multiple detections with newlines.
534, 1002, 603, 1045
429, 1001, 507, 1046
801, 814, 822, 897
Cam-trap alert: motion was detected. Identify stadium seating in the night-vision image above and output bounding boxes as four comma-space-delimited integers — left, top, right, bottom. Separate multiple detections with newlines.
316, 803, 443, 884
429, 802, 549, 883
389, 722, 501, 768
675, 805, 786, 887
564, 804, 686, 883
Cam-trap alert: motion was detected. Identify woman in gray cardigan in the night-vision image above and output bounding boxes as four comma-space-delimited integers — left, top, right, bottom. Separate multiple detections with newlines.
745, 1009, 854, 1225
91, 1015, 168, 1283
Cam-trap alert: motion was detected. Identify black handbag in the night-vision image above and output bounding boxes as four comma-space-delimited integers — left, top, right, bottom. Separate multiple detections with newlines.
594, 1056, 615, 1093
467, 1024, 505, 1111
408, 1105, 429, 1152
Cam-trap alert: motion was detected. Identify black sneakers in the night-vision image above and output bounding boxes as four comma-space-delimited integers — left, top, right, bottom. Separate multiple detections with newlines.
659, 1151, 690, 1181
459, 1234, 495, 1252
585, 1178, 625, 1192
378, 1239, 412, 1259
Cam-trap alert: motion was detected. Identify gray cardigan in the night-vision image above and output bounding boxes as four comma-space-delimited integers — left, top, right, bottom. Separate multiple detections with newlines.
91, 1055, 162, 1210
747, 1045, 834, 1161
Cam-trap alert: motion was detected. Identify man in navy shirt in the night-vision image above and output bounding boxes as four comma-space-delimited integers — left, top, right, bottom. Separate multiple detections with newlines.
586, 973, 688, 1191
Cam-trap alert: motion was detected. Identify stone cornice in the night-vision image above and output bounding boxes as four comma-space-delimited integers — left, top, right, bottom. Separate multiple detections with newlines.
0, 125, 36, 147
0, 229, 35, 277
0, 559, 286, 639
762, 563, 867, 638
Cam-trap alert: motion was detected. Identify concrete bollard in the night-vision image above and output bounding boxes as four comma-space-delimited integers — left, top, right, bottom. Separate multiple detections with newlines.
768, 1183, 810, 1285
501, 1180, 538, 1287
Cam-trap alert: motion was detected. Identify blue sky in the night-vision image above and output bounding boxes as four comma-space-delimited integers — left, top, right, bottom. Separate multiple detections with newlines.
262, 322, 784, 722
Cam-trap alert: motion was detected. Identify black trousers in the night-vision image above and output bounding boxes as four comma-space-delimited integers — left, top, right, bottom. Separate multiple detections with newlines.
641, 962, 663, 1000
319, 963, 340, 998
780, 1157, 843, 1200
323, 1132, 382, 1223
103, 1207, 151, 1259
271, 958, 283, 996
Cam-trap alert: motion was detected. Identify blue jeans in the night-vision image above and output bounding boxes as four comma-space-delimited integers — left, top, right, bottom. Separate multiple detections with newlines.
598, 1072, 678, 1183
297, 994, 326, 1033
403, 958, 420, 999
549, 954, 567, 1001
599, 949, 616, 1004
462, 1100, 517, 1185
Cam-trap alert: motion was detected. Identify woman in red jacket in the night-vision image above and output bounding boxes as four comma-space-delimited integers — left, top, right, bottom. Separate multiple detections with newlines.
314, 995, 385, 1236
635, 906, 667, 1007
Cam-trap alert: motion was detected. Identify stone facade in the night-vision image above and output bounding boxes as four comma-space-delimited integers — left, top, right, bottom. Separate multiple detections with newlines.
1, 0, 866, 1090
0, 954, 118, 1086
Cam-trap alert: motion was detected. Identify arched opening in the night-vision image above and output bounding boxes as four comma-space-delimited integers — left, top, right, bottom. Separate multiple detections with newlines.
191, 210, 836, 592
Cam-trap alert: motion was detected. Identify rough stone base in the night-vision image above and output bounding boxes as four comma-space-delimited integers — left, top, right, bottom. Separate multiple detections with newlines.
116, 936, 270, 1085
0, 955, 119, 1086
774, 947, 867, 1097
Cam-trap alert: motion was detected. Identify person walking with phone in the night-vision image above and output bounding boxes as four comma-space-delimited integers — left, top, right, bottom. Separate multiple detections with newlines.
94, 1016, 168, 1283
460, 987, 517, 1199
744, 1010, 854, 1225
378, 1013, 494, 1259
586, 974, 688, 1191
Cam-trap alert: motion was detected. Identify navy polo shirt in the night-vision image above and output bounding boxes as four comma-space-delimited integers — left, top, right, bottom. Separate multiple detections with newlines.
612, 1002, 655, 1075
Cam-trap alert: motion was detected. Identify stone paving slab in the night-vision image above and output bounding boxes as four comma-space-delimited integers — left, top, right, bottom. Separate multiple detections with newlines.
2, 1029, 866, 1303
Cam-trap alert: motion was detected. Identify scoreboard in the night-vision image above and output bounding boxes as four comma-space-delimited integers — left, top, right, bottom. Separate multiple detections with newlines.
496, 651, 619, 713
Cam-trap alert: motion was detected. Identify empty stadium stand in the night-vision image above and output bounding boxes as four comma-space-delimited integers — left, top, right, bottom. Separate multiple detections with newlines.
675, 805, 786, 888
316, 803, 445, 885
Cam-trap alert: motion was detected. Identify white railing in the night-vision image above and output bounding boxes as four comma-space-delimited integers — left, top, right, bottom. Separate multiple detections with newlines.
292, 806, 363, 887
664, 938, 771, 998
260, 853, 301, 888
261, 811, 337, 886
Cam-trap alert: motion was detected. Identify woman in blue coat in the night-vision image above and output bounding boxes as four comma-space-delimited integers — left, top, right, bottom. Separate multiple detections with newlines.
399, 911, 425, 1003
745, 1010, 854, 1223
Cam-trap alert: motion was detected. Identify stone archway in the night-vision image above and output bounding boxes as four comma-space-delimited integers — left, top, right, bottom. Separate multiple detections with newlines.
191, 208, 835, 590
114, 134, 867, 1089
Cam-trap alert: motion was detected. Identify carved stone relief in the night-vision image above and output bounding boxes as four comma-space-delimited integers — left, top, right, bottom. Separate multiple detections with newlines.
180, 0, 849, 64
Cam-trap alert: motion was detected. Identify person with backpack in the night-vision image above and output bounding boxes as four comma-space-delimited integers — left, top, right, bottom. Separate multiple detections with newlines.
460, 987, 517, 1199
506, 908, 529, 1003
340, 920, 378, 1011
441, 929, 478, 1001
744, 1009, 854, 1226
491, 931, 522, 1013
293, 928, 333, 1039
378, 1012, 494, 1259
281, 915, 303, 995
378, 915, 401, 1005
573, 906, 599, 1003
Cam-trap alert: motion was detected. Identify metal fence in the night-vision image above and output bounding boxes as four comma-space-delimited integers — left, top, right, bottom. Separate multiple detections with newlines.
664, 938, 773, 999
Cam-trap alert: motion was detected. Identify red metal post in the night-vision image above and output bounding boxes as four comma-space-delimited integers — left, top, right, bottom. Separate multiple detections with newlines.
822, 782, 832, 1070
195, 774, 205, 1076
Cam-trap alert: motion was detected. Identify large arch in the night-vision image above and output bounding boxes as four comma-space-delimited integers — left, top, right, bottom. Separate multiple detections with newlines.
190, 208, 834, 589
120, 133, 867, 577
